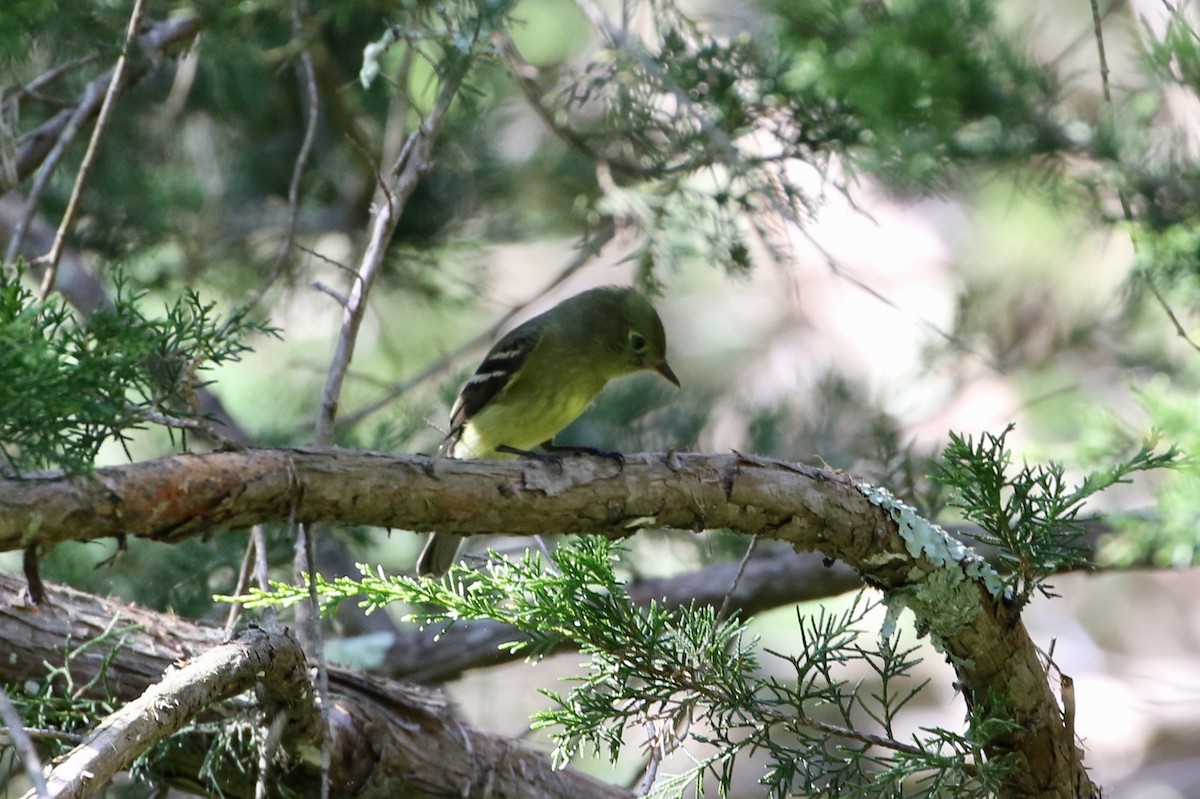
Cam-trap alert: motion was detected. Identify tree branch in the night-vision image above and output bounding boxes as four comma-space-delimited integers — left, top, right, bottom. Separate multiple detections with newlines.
0, 448, 1095, 796
0, 449, 841, 550
30, 626, 312, 799
0, 685, 50, 799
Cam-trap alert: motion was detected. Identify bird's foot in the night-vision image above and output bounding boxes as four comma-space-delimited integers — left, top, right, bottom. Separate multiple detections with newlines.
540, 442, 625, 470
496, 444, 563, 467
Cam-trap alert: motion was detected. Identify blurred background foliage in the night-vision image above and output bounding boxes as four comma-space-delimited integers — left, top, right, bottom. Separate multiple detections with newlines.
5, 0, 1200, 794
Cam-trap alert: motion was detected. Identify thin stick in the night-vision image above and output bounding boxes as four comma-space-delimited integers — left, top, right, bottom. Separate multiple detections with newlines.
0, 685, 50, 799
3, 15, 201, 201
34, 0, 146, 302
2, 54, 100, 107
244, 6, 322, 312
3, 80, 105, 270
1090, 0, 1200, 353
314, 38, 481, 444
223, 532, 258, 638
254, 710, 289, 799
715, 535, 757, 626
1090, 0, 1113, 104
300, 522, 332, 799
130, 402, 243, 450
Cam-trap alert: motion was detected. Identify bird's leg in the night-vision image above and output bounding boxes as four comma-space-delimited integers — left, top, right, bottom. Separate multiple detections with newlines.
540, 440, 625, 469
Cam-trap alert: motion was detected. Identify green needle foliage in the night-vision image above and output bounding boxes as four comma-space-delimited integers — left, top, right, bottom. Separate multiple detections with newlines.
931, 424, 1178, 603
0, 269, 276, 473
236, 540, 1016, 797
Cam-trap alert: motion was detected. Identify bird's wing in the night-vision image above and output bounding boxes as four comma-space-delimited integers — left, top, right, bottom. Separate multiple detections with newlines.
440, 325, 539, 453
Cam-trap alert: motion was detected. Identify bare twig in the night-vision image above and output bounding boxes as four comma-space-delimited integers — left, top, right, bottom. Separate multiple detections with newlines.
22, 544, 45, 605
629, 709, 693, 796
32, 0, 146, 301
244, 2, 322, 312
298, 244, 355, 275
1090, 0, 1114, 105
33, 627, 311, 799
253, 524, 272, 591
1138, 266, 1200, 352
299, 523, 331, 799
5, 13, 200, 274
314, 40, 480, 442
254, 711, 289, 799
0, 685, 50, 799
3, 78, 105, 270
1, 54, 100, 108
223, 532, 258, 638
1047, 1, 1116, 69
797, 225, 1005, 370
162, 46, 200, 119
715, 535, 758, 626
1090, 0, 1200, 353
3, 14, 201, 198
131, 402, 243, 450
7, 728, 84, 746
310, 280, 349, 307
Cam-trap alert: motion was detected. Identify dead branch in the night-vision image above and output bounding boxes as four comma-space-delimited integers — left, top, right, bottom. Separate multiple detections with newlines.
31, 626, 311, 799
0, 573, 631, 799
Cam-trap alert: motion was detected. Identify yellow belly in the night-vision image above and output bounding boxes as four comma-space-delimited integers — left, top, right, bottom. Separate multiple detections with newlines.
452, 372, 607, 459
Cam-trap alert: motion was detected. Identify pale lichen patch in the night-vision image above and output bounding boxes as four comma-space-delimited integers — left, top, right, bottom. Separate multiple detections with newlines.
858, 483, 1006, 600
860, 483, 1013, 657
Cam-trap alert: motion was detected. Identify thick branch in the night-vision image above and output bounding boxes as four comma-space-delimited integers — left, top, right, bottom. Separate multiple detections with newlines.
0, 573, 630, 799
0, 448, 1095, 797
0, 449, 841, 549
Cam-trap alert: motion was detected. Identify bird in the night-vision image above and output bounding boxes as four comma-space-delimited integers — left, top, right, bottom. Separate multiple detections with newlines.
417, 284, 679, 576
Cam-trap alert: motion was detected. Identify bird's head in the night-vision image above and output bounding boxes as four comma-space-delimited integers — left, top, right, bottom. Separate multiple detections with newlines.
617, 289, 680, 387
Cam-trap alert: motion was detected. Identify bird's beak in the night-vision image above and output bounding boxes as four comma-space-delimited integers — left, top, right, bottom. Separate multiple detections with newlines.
654, 360, 681, 388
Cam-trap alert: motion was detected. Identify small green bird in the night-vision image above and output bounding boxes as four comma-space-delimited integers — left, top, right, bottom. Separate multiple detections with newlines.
417, 285, 679, 576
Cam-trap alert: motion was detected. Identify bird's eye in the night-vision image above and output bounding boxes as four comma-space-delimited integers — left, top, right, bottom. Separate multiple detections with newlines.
629, 331, 648, 352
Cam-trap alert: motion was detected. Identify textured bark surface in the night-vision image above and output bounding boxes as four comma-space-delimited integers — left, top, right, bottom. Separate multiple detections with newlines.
0, 449, 855, 549
0, 449, 1097, 797
39, 627, 311, 799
